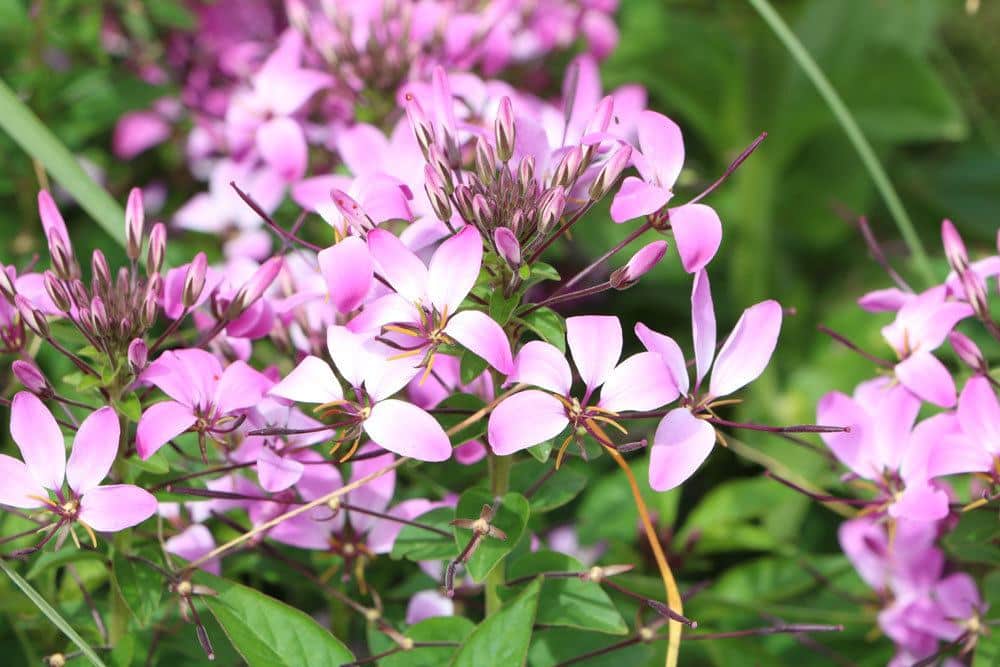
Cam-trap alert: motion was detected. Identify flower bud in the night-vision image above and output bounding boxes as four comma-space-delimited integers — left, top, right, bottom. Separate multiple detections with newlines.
427, 144, 454, 194
475, 136, 497, 185
90, 297, 109, 331
423, 165, 452, 223
493, 228, 521, 267
43, 271, 72, 312
585, 95, 615, 136
235, 256, 283, 312
941, 219, 968, 275
69, 279, 89, 309
12, 360, 50, 395
518, 155, 535, 191
589, 144, 632, 201
91, 249, 112, 293
404, 94, 434, 159
127, 338, 148, 374
331, 189, 374, 232
472, 194, 492, 229
538, 187, 566, 234
495, 97, 516, 162
147, 222, 166, 275
959, 269, 990, 320
37, 190, 71, 253
949, 331, 986, 373
611, 240, 668, 290
453, 185, 475, 224
183, 252, 208, 308
0, 265, 16, 301
47, 229, 75, 280
125, 187, 145, 261
552, 146, 584, 189
15, 295, 48, 338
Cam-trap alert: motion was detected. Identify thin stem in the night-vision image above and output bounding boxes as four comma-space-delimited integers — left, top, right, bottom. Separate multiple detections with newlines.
231, 182, 322, 252
687, 132, 769, 205
554, 222, 652, 297
520, 281, 612, 317
817, 325, 894, 369
484, 451, 512, 616
340, 502, 452, 538
705, 417, 848, 434
527, 201, 596, 264
746, 0, 934, 285
684, 623, 843, 641
603, 445, 683, 667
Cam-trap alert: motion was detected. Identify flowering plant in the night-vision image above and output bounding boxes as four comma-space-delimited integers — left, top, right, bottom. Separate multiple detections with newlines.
0, 2, 997, 667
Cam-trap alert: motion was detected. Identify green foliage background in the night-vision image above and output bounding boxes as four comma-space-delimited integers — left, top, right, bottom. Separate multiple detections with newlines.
0, 0, 998, 665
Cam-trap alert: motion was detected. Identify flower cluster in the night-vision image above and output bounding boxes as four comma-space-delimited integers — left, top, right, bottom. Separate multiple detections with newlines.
816, 221, 998, 664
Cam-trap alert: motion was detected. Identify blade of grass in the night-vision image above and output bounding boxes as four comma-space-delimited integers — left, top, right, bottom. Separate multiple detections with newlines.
747, 0, 936, 286
0, 77, 125, 247
0, 557, 109, 667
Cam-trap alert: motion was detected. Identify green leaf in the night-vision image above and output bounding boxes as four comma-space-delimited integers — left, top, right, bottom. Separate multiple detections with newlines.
114, 394, 142, 423
126, 451, 170, 475
528, 628, 653, 667
451, 577, 541, 667
490, 290, 521, 326
942, 510, 1000, 565
112, 550, 164, 628
26, 547, 105, 580
518, 308, 566, 352
453, 490, 530, 582
198, 572, 354, 666
460, 350, 490, 385
503, 551, 628, 635
392, 507, 459, 562
0, 558, 109, 667
0, 77, 125, 246
508, 461, 586, 513
433, 393, 487, 446
526, 438, 555, 463
368, 616, 476, 667
528, 262, 561, 285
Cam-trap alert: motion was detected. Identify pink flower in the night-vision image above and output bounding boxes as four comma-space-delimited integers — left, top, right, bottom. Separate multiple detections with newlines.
638, 270, 782, 491
609, 111, 722, 273
269, 325, 452, 462
165, 524, 220, 575
136, 349, 273, 460
406, 590, 454, 625
881, 286, 972, 407
360, 226, 514, 375
488, 315, 678, 461
0, 393, 157, 537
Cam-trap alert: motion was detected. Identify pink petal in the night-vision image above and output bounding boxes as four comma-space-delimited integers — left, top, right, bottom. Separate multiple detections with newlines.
136, 401, 197, 460
367, 498, 434, 554
635, 323, 689, 395
668, 204, 722, 274
487, 390, 569, 455
444, 310, 513, 374
871, 382, 922, 472
79, 484, 158, 532
269, 355, 344, 404
318, 236, 373, 313
888, 483, 949, 522
708, 300, 782, 398
691, 269, 716, 386
817, 392, 873, 478
406, 590, 454, 625
636, 110, 684, 187
256, 117, 307, 182
257, 448, 305, 493
113, 111, 171, 159
10, 392, 65, 490
266, 68, 332, 116
901, 413, 957, 483
428, 226, 483, 314
609, 176, 671, 223
345, 447, 397, 536
895, 352, 956, 408
455, 440, 487, 464
165, 525, 220, 575
649, 408, 716, 491
215, 361, 272, 415
508, 341, 572, 395
0, 454, 47, 508
599, 352, 679, 412
935, 573, 982, 620
364, 399, 451, 461
367, 228, 428, 304
857, 287, 912, 313
957, 376, 1000, 454
837, 518, 888, 590
37, 190, 71, 251
566, 315, 622, 396
337, 123, 390, 177
141, 349, 221, 408
66, 406, 119, 495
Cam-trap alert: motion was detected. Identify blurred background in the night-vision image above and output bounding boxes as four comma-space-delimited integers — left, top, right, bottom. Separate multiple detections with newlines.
1, 0, 998, 664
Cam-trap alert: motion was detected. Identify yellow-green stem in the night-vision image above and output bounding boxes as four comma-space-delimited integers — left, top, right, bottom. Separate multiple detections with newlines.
484, 452, 512, 616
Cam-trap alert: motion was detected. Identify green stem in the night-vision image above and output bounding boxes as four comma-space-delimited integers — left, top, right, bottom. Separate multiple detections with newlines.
746, 0, 936, 286
484, 452, 512, 616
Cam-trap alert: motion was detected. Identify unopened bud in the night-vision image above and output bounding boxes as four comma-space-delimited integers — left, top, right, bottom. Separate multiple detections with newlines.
69, 279, 89, 309
0, 265, 16, 301
142, 274, 162, 327
493, 227, 521, 267
585, 95, 615, 135
611, 240, 668, 289
941, 219, 968, 274
235, 256, 283, 312
475, 136, 497, 184
37, 190, 71, 253
47, 229, 75, 280
183, 252, 208, 308
125, 187, 145, 261
127, 338, 148, 373
552, 146, 584, 188
495, 97, 516, 162
472, 194, 492, 228
453, 185, 475, 223
147, 222, 166, 275
331, 189, 374, 232
959, 269, 990, 320
12, 360, 50, 395
15, 295, 48, 338
91, 250, 111, 292
589, 144, 632, 200
517, 155, 535, 191
44, 654, 66, 667
43, 272, 72, 312
427, 144, 454, 194
949, 331, 986, 373
404, 94, 434, 159
90, 297, 109, 331
424, 165, 453, 222
538, 187, 566, 234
